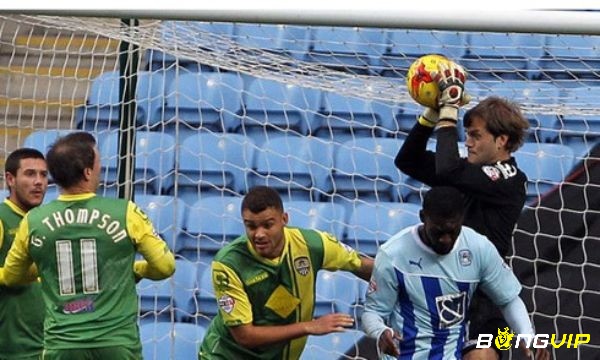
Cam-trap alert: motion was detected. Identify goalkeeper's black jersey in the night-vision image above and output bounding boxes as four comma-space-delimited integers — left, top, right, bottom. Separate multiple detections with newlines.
395, 123, 527, 257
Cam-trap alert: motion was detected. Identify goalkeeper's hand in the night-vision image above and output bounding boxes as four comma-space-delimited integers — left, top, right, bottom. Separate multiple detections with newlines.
417, 107, 440, 128
435, 61, 469, 123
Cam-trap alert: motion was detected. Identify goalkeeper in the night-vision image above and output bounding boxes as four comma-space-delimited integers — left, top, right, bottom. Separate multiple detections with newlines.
394, 60, 531, 360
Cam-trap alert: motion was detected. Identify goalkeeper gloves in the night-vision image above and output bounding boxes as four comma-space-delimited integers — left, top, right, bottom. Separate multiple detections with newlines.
435, 61, 468, 123
417, 107, 440, 128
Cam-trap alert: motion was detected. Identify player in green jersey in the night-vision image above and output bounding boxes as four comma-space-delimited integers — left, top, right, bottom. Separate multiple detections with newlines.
0, 148, 48, 360
199, 186, 374, 359
0, 132, 176, 360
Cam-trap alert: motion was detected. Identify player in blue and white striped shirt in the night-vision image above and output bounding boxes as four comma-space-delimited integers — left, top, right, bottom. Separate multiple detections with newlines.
361, 186, 549, 360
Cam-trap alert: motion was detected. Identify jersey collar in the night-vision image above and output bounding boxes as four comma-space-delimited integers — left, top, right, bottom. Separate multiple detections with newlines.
3, 198, 26, 217
57, 192, 97, 201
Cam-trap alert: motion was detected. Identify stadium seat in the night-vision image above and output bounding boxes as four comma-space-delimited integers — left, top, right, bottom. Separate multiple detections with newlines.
148, 21, 236, 71
76, 71, 120, 131
307, 26, 388, 75
0, 188, 7, 200
488, 81, 562, 142
462, 32, 545, 80
43, 184, 60, 204
23, 129, 73, 154
314, 270, 362, 318
98, 131, 176, 196
162, 72, 243, 136
514, 142, 576, 204
538, 33, 600, 81
555, 86, 600, 146
170, 132, 255, 204
195, 263, 218, 324
234, 23, 311, 60
346, 202, 421, 256
236, 77, 322, 145
135, 194, 185, 251
314, 90, 399, 142
247, 135, 334, 201
300, 329, 365, 360
284, 200, 347, 240
380, 29, 467, 77
136, 71, 168, 127
77, 71, 166, 132
140, 322, 206, 360
326, 138, 404, 205
137, 259, 197, 323
176, 196, 244, 261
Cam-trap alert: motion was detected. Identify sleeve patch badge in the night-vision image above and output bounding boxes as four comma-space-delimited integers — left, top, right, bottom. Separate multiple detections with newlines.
482, 165, 501, 181
294, 256, 311, 276
218, 295, 235, 314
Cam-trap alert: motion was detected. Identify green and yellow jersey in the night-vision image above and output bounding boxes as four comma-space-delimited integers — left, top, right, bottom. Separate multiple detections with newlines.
0, 193, 175, 350
0, 199, 44, 359
199, 227, 362, 360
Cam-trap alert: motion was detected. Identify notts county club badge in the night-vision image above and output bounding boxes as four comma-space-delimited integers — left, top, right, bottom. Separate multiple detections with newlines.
294, 257, 311, 276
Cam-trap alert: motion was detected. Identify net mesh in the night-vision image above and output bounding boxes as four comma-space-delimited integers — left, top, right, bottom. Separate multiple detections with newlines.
1, 14, 599, 359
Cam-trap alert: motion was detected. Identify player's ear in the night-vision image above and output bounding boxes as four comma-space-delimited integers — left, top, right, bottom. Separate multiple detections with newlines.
495, 134, 509, 150
282, 211, 289, 226
5, 171, 15, 189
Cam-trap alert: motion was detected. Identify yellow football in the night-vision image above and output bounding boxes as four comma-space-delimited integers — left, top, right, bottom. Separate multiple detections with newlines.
406, 54, 451, 108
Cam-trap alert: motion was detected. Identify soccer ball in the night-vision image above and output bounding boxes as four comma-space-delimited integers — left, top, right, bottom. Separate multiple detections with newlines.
406, 54, 450, 108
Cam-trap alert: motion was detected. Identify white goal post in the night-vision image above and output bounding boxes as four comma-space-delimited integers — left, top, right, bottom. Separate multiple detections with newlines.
1, 10, 599, 360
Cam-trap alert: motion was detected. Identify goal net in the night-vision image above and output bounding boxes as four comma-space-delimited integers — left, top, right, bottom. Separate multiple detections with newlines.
0, 12, 599, 359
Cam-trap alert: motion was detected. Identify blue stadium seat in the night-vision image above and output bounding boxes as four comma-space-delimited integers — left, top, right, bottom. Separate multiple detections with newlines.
488, 81, 562, 142
136, 71, 168, 127
326, 138, 404, 205
196, 263, 218, 324
43, 184, 60, 204
140, 322, 206, 360
514, 142, 575, 204
314, 270, 362, 318
163, 72, 243, 136
346, 202, 421, 256
462, 32, 545, 80
247, 135, 334, 201
0, 188, 7, 200
307, 26, 388, 75
314, 91, 399, 141
170, 133, 255, 204
135, 194, 185, 251
284, 200, 347, 240
176, 196, 244, 261
234, 23, 311, 60
148, 21, 236, 71
98, 131, 176, 196
538, 34, 600, 80
556, 86, 600, 146
76, 71, 120, 131
300, 329, 365, 360
137, 259, 197, 323
23, 129, 73, 154
236, 78, 321, 145
380, 29, 467, 77
77, 71, 166, 132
